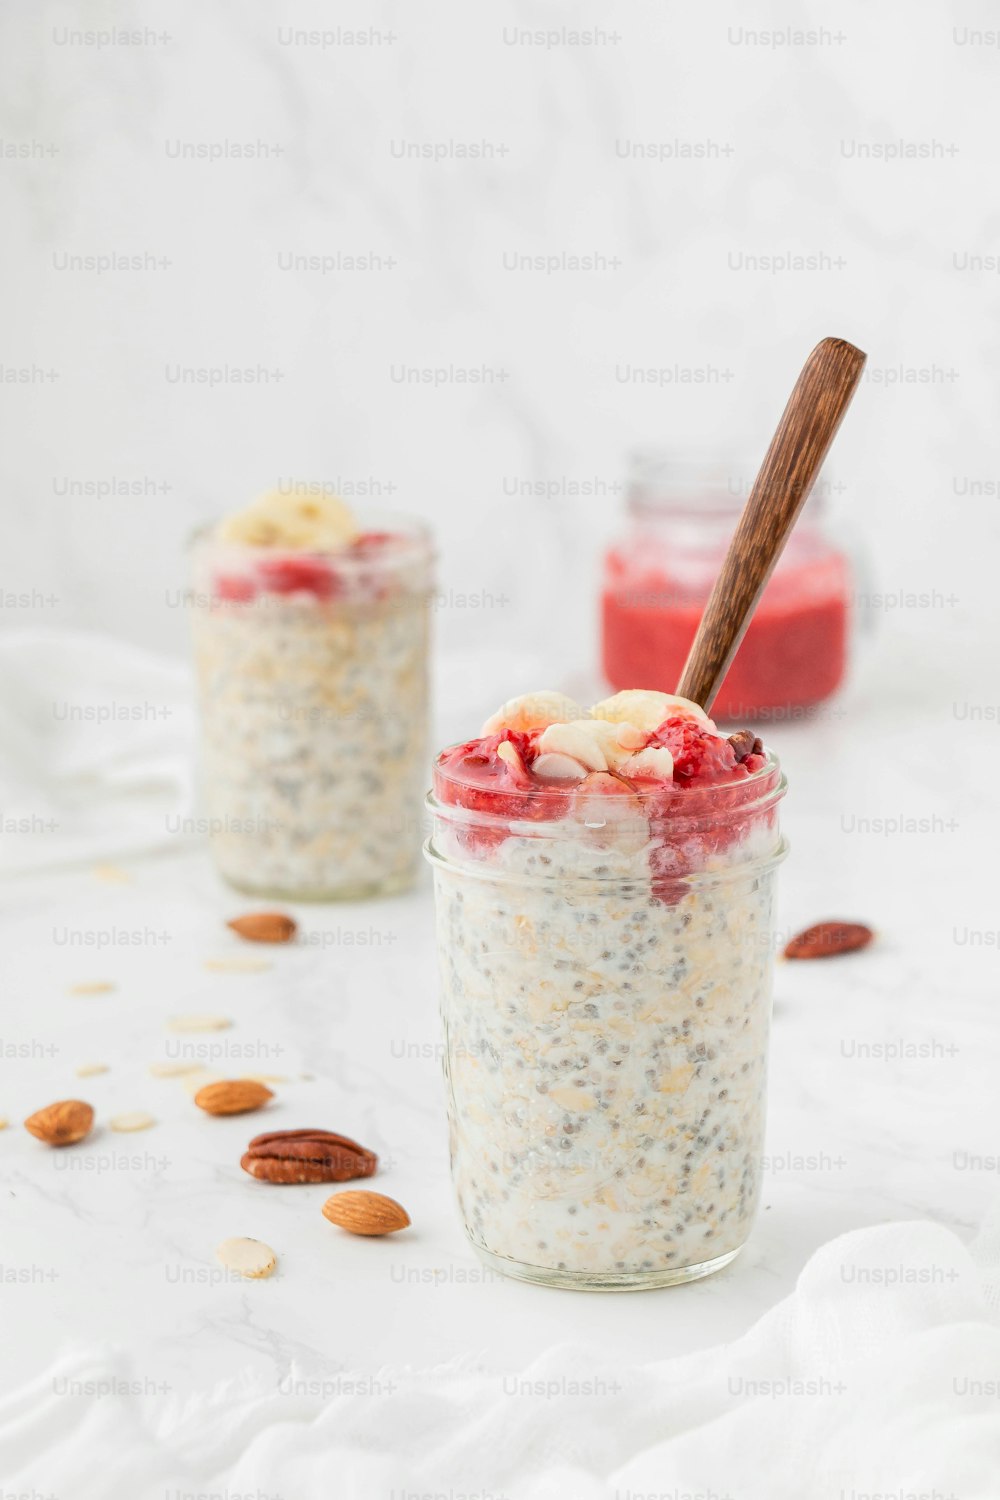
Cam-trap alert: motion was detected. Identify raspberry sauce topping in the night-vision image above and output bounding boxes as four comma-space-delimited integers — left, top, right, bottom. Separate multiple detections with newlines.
436, 730, 572, 830
433, 691, 781, 900
436, 716, 767, 809
209, 491, 424, 601
256, 555, 340, 599
650, 717, 766, 784
209, 532, 414, 602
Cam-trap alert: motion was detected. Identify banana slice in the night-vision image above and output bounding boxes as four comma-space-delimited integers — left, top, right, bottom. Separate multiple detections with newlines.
219, 490, 359, 551
620, 746, 675, 781
481, 691, 585, 736
591, 690, 710, 734
496, 740, 526, 775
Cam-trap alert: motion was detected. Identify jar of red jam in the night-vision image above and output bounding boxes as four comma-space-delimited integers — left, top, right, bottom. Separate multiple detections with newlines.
601, 452, 853, 722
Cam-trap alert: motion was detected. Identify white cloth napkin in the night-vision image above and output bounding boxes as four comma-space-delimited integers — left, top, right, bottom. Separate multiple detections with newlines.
2, 1212, 998, 1499
0, 629, 196, 874
0, 627, 531, 875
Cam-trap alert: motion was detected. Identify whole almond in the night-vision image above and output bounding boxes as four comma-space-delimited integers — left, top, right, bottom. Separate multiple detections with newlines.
227, 912, 297, 944
195, 1079, 274, 1116
24, 1100, 94, 1146
784, 921, 874, 960
322, 1190, 410, 1236
242, 1128, 377, 1185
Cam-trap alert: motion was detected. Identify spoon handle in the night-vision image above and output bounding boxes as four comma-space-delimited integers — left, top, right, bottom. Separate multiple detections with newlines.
676, 336, 867, 714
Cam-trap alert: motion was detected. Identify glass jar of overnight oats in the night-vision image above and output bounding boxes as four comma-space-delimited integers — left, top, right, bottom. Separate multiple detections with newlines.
191, 490, 433, 900
602, 451, 854, 723
425, 689, 787, 1290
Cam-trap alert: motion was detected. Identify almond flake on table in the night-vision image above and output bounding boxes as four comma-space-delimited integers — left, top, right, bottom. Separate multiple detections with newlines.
75, 1063, 109, 1078
203, 958, 272, 975
167, 1015, 232, 1033
149, 1061, 204, 1078
215, 1237, 277, 1279
92, 864, 131, 883
244, 1073, 289, 1084
0, 1117, 8, 1131
69, 981, 116, 996
110, 1111, 156, 1133
181, 1072, 224, 1097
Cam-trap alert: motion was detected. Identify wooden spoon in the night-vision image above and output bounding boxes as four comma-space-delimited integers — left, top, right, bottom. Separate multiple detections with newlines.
676, 336, 867, 714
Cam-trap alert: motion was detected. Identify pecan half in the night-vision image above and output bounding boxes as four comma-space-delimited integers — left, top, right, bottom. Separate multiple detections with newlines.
784, 922, 874, 960
241, 1128, 378, 1184
728, 729, 764, 763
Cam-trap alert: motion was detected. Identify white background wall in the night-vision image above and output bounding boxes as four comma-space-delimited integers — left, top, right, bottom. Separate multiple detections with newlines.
2, 0, 998, 708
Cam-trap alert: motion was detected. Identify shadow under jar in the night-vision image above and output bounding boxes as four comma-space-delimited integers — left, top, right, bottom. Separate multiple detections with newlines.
425, 758, 787, 1290
191, 516, 434, 900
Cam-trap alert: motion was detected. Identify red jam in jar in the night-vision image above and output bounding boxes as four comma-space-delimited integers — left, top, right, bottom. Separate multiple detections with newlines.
601, 453, 852, 722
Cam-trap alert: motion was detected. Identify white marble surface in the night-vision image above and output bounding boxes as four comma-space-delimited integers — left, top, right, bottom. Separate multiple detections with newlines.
2, 626, 997, 1407
2, 0, 1000, 1464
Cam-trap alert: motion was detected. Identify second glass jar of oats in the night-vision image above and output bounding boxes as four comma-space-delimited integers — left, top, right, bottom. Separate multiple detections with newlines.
191, 490, 433, 899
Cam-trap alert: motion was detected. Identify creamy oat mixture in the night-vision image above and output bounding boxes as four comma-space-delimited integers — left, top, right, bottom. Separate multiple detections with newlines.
428, 689, 785, 1284
192, 490, 431, 898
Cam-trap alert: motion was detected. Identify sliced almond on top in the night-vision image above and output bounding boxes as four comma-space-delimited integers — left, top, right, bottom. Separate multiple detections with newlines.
495, 739, 526, 774
69, 981, 116, 996
620, 746, 675, 781
532, 752, 588, 783
537, 722, 608, 771
564, 717, 639, 768
75, 1062, 109, 1078
149, 1060, 204, 1078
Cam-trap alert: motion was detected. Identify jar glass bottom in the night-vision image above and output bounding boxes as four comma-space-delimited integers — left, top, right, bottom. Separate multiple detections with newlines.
469, 1240, 744, 1292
